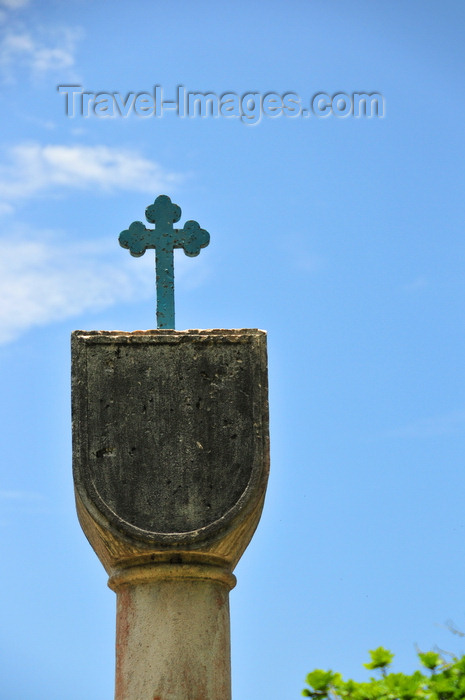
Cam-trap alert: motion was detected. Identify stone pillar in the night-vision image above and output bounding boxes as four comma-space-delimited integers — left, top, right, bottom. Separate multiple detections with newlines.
72, 329, 269, 700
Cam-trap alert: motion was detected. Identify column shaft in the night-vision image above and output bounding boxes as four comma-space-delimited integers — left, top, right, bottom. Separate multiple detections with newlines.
115, 579, 232, 700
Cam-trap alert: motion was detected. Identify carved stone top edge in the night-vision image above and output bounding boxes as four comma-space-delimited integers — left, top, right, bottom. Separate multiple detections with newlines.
72, 328, 267, 339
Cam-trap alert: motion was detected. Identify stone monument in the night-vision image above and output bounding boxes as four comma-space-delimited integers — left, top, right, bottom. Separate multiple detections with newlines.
72, 196, 269, 700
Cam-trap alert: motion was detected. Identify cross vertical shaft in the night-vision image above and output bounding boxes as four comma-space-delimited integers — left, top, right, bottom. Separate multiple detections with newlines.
155, 246, 175, 329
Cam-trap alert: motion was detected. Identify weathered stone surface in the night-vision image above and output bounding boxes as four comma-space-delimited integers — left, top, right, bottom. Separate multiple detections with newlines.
72, 329, 269, 547
115, 578, 231, 700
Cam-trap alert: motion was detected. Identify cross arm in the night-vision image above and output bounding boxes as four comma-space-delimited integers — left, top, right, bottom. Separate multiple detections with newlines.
174, 221, 210, 257
119, 221, 155, 257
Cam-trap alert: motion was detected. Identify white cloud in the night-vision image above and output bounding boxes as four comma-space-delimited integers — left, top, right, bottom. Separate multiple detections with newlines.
0, 201, 13, 215
0, 0, 30, 8
0, 234, 154, 343
0, 489, 42, 500
0, 230, 209, 344
0, 0, 29, 20
386, 410, 465, 439
296, 253, 325, 273
0, 143, 182, 206
401, 276, 428, 292
0, 25, 81, 81
0, 487, 47, 522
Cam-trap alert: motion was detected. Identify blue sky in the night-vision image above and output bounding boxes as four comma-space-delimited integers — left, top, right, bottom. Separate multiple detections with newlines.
0, 1, 464, 698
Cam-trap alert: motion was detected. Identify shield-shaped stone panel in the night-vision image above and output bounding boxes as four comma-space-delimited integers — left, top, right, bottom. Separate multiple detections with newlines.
72, 329, 269, 546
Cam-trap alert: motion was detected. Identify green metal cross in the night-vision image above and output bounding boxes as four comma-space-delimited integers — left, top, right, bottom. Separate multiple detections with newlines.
119, 195, 210, 329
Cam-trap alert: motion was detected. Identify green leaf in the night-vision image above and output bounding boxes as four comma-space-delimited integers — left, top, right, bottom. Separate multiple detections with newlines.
301, 648, 465, 700
305, 669, 335, 692
381, 671, 425, 700
418, 651, 441, 671
363, 647, 394, 672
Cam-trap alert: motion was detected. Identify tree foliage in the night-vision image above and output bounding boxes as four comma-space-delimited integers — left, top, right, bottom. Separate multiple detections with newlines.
302, 647, 465, 699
